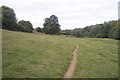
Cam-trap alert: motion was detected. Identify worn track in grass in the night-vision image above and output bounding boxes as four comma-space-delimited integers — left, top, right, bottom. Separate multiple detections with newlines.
63, 45, 79, 78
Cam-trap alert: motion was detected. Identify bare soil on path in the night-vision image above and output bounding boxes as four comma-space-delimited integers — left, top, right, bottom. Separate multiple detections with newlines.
63, 45, 79, 78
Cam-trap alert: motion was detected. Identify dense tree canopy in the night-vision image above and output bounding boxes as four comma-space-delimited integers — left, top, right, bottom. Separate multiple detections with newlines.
43, 15, 61, 34
61, 29, 71, 35
35, 27, 43, 32
1, 6, 17, 30
71, 20, 120, 40
17, 20, 34, 33
0, 10, 1, 29
1, 5, 34, 33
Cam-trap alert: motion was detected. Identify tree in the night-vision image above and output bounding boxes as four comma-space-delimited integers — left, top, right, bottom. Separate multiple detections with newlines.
17, 20, 34, 32
61, 29, 71, 35
35, 27, 42, 32
1, 6, 17, 30
71, 28, 84, 38
112, 20, 120, 40
43, 15, 61, 34
70, 20, 119, 40
0, 7, 2, 29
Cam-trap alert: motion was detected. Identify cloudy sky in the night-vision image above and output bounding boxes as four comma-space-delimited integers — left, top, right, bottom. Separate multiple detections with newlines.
0, 0, 119, 30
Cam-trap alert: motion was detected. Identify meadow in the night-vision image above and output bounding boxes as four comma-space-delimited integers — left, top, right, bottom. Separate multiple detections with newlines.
74, 38, 118, 78
2, 30, 118, 78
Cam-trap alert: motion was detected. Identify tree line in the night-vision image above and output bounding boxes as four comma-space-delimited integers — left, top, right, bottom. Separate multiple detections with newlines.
1, 6, 61, 34
70, 20, 120, 40
1, 6, 34, 32
1, 5, 119, 40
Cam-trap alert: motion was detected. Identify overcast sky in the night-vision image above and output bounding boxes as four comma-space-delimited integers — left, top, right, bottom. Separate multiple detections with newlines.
0, 0, 119, 30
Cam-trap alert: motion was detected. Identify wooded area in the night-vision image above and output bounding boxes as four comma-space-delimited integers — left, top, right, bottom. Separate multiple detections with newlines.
1, 5, 120, 40
70, 20, 120, 40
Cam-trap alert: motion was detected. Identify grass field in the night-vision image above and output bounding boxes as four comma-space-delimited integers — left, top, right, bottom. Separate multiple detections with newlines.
74, 38, 118, 78
2, 29, 118, 78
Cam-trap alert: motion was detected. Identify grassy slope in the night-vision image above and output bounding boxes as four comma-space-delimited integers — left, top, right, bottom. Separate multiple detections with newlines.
2, 30, 76, 78
74, 38, 118, 78
2, 30, 118, 78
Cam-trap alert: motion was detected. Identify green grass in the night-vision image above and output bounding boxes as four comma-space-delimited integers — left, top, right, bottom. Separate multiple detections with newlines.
74, 38, 118, 78
2, 30, 77, 78
2, 30, 118, 78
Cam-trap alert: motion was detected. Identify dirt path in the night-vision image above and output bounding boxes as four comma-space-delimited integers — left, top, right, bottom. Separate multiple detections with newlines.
63, 45, 79, 78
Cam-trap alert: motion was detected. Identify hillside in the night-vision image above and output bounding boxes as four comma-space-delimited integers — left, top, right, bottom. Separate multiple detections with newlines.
2, 30, 118, 78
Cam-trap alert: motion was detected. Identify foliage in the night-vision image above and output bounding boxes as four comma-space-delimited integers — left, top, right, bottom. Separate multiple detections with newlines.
35, 27, 43, 32
1, 5, 119, 39
71, 28, 84, 38
1, 6, 17, 30
1, 5, 34, 33
71, 20, 119, 40
0, 7, 2, 29
61, 29, 71, 35
17, 20, 34, 33
43, 15, 61, 34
